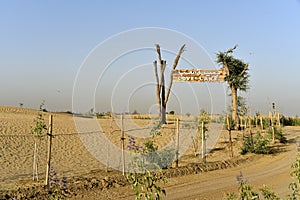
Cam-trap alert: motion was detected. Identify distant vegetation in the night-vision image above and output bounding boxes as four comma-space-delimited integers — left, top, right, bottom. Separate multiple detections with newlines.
133, 115, 151, 120
95, 112, 112, 119
281, 115, 300, 126
169, 111, 175, 115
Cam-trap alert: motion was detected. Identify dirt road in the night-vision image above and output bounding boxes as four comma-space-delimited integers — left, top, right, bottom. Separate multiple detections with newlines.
76, 127, 300, 200
164, 144, 297, 200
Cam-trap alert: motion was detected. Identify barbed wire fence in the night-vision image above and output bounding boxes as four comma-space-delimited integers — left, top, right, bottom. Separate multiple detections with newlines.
0, 114, 228, 188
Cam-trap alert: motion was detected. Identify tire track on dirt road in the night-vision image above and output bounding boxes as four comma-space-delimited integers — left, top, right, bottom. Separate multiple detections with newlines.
164, 128, 300, 200
74, 127, 300, 200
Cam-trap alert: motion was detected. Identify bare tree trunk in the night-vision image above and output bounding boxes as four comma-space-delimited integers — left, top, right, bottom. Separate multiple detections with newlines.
154, 44, 185, 124
231, 86, 239, 129
161, 103, 167, 124
161, 61, 166, 124
153, 61, 161, 119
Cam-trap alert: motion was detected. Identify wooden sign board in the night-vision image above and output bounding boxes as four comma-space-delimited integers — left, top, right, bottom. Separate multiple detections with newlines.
173, 69, 226, 82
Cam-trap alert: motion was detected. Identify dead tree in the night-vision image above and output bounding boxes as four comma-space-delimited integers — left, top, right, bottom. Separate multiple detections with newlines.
153, 44, 185, 124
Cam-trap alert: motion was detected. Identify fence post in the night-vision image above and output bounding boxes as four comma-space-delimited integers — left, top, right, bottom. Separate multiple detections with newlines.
175, 118, 179, 168
201, 121, 206, 163
270, 111, 275, 144
227, 115, 233, 158
249, 109, 252, 133
276, 111, 281, 127
33, 142, 38, 181
260, 111, 263, 130
249, 114, 254, 147
45, 115, 53, 186
121, 114, 125, 175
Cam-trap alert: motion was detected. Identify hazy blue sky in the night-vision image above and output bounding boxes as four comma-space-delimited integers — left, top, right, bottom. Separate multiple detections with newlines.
1, 1, 300, 116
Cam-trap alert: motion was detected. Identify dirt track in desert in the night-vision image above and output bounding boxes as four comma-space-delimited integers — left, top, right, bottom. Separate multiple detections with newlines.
164, 136, 298, 200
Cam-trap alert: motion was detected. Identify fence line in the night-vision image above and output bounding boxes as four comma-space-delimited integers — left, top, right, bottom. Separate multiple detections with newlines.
0, 115, 255, 188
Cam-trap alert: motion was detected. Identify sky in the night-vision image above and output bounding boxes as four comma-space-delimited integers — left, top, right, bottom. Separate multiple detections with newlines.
1, 0, 300, 116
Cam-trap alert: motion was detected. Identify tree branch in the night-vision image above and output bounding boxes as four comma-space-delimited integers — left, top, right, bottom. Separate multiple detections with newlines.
155, 44, 162, 64
165, 44, 185, 104
223, 61, 231, 86
225, 44, 238, 55
172, 44, 186, 70
238, 64, 248, 77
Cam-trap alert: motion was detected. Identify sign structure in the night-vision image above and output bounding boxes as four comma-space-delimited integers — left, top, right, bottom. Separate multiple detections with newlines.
173, 68, 226, 82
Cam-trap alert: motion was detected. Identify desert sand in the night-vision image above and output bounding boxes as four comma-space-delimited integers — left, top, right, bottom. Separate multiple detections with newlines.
0, 106, 299, 199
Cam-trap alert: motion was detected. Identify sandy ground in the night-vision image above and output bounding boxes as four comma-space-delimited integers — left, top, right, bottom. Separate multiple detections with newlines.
72, 127, 300, 200
0, 106, 299, 199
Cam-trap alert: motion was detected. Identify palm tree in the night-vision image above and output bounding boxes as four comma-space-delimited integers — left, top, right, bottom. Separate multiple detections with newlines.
216, 45, 249, 129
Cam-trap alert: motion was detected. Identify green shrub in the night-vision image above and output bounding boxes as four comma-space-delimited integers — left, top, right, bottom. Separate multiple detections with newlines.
240, 136, 254, 155
225, 172, 280, 200
267, 127, 287, 143
288, 155, 300, 200
95, 112, 106, 119
169, 111, 175, 115
260, 117, 271, 129
241, 132, 271, 155
126, 136, 167, 200
254, 133, 271, 154
143, 140, 175, 169
126, 170, 166, 200
294, 117, 300, 126
260, 185, 280, 200
31, 101, 47, 139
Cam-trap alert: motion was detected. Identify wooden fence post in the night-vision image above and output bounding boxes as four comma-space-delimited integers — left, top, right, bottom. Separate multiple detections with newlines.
201, 121, 206, 163
175, 118, 179, 168
45, 115, 53, 186
121, 114, 125, 175
249, 113, 254, 146
33, 142, 38, 181
276, 111, 281, 127
269, 111, 275, 143
255, 116, 258, 128
249, 110, 252, 133
260, 111, 263, 130
227, 115, 233, 158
